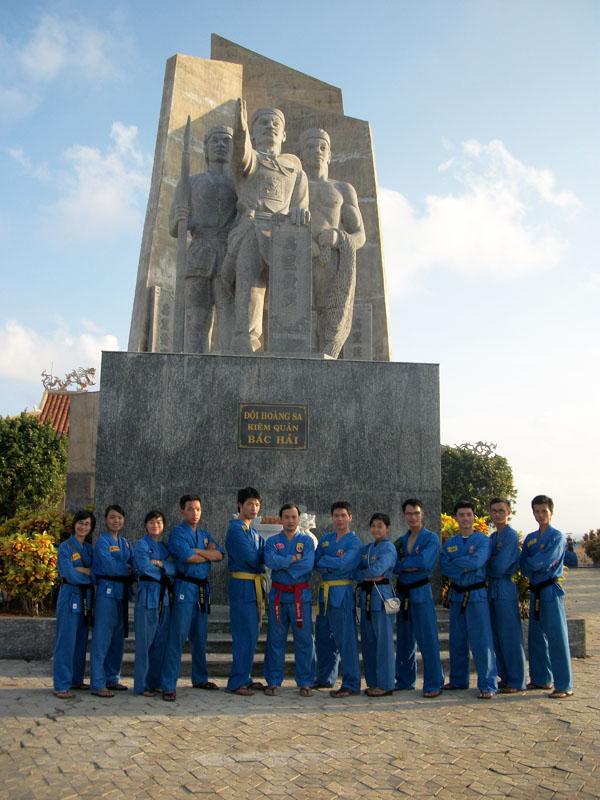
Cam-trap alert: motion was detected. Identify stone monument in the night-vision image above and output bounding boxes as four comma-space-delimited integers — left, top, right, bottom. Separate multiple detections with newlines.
94, 36, 441, 603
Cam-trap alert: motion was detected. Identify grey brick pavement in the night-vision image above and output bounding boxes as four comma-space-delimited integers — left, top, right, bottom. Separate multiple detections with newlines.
1, 569, 598, 800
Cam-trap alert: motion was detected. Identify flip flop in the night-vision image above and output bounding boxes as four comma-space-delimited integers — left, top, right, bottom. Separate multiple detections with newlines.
330, 688, 355, 698
478, 691, 494, 700
231, 686, 254, 696
527, 682, 552, 690
70, 684, 90, 691
423, 690, 442, 698
548, 690, 573, 699
193, 681, 219, 690
264, 686, 278, 696
365, 688, 392, 697
91, 688, 114, 698
142, 689, 158, 697
299, 687, 313, 698
162, 691, 176, 701
53, 690, 73, 699
106, 683, 128, 691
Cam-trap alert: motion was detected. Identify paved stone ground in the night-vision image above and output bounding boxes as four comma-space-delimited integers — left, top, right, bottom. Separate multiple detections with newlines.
1, 569, 598, 800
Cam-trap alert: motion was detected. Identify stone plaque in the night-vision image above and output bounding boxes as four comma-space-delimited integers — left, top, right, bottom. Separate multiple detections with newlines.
267, 220, 312, 354
238, 403, 308, 450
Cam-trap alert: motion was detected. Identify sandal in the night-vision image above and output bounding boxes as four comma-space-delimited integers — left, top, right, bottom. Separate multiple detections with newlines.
193, 681, 219, 690
142, 689, 158, 697
91, 688, 114, 698
548, 690, 573, 699
527, 682, 552, 690
162, 691, 176, 701
443, 683, 465, 690
264, 686, 278, 696
330, 688, 354, 698
231, 686, 254, 696
365, 688, 392, 697
423, 690, 442, 698
299, 687, 313, 698
106, 683, 128, 691
478, 691, 494, 700
70, 683, 90, 691
53, 690, 73, 699
246, 682, 265, 690
498, 686, 519, 694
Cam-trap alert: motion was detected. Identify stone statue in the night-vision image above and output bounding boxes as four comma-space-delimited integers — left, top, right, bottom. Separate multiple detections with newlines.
299, 128, 366, 359
170, 125, 237, 353
222, 100, 310, 353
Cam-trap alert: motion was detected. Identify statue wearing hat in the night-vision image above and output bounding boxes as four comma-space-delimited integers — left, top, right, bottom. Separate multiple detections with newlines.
170, 125, 238, 353
300, 128, 366, 359
222, 100, 310, 354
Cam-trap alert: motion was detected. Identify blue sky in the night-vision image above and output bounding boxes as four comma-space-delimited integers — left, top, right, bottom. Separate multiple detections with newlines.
1, 1, 598, 535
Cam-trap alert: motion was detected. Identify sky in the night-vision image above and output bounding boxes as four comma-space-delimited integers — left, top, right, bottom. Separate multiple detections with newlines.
1, 1, 598, 536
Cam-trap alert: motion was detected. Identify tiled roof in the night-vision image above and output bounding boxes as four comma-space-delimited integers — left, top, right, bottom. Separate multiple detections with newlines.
38, 391, 71, 436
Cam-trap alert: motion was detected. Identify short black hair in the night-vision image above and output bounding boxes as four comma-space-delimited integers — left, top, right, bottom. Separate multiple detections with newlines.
279, 503, 300, 517
72, 509, 96, 534
402, 498, 423, 512
453, 500, 475, 515
490, 497, 511, 510
531, 494, 554, 513
144, 509, 166, 527
180, 494, 201, 509
238, 487, 261, 508
331, 500, 352, 515
369, 512, 391, 527
105, 504, 125, 519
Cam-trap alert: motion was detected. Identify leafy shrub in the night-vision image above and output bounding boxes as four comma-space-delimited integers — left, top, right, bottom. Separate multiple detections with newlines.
0, 531, 58, 615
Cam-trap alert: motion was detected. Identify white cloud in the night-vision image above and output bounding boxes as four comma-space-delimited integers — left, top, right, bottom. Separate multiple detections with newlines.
42, 122, 151, 241
19, 14, 121, 82
0, 86, 40, 121
0, 319, 119, 386
380, 139, 580, 296
7, 146, 50, 181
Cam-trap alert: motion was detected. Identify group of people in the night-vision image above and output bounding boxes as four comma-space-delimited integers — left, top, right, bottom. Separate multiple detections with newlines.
53, 490, 573, 702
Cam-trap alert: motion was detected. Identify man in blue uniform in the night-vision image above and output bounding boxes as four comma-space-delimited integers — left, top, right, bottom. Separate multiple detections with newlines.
487, 498, 526, 693
90, 505, 133, 697
520, 494, 573, 698
161, 495, 224, 701
394, 498, 445, 697
314, 500, 362, 697
226, 487, 266, 695
133, 510, 176, 696
440, 500, 497, 698
264, 503, 316, 697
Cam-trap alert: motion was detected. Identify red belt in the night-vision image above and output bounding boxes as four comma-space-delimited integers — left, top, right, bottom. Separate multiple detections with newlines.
272, 580, 310, 628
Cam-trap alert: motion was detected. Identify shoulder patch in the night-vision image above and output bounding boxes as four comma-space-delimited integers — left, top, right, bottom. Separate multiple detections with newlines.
321, 540, 329, 547
109, 546, 120, 552
527, 538, 537, 547
296, 542, 304, 553
275, 542, 285, 550
71, 552, 81, 561
447, 545, 458, 553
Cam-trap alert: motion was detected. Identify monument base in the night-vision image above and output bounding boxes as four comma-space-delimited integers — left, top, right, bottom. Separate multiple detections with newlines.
95, 351, 440, 602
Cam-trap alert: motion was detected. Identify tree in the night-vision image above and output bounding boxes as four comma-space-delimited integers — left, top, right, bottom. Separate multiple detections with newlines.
441, 441, 517, 518
0, 413, 67, 521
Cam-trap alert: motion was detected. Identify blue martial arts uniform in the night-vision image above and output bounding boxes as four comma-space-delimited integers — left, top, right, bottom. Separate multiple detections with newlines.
487, 525, 526, 690
394, 528, 445, 694
161, 523, 223, 692
355, 539, 397, 692
264, 531, 316, 688
133, 535, 176, 694
440, 532, 497, 694
53, 536, 93, 691
90, 531, 132, 691
315, 530, 362, 692
226, 518, 265, 691
520, 525, 573, 692
564, 549, 578, 568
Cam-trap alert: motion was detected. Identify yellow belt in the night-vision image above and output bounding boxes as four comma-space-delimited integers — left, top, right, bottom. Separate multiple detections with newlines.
318, 579, 353, 615
231, 571, 267, 624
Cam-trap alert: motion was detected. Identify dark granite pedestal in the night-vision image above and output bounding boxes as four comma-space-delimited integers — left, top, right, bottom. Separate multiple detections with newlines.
94, 351, 441, 602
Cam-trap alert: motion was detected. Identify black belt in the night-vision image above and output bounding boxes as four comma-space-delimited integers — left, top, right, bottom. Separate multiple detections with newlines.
450, 580, 487, 614
139, 574, 173, 617
176, 573, 210, 613
395, 577, 431, 619
61, 581, 94, 627
96, 575, 134, 636
359, 579, 389, 621
529, 577, 559, 620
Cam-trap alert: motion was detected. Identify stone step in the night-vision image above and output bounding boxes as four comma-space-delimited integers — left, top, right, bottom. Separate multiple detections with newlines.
87, 650, 455, 678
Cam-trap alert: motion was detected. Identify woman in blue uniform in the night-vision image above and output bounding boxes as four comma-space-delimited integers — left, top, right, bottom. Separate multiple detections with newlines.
133, 510, 175, 696
53, 510, 95, 699
355, 513, 397, 697
90, 504, 133, 697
